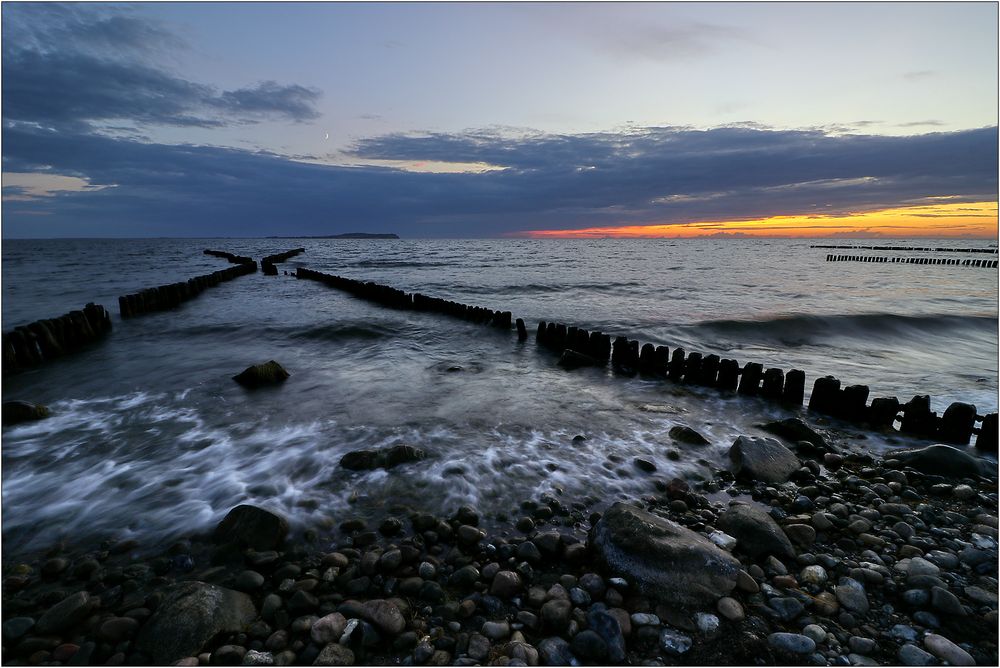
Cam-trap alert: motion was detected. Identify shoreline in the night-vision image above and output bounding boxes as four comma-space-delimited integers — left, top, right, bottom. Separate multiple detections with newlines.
3, 427, 997, 666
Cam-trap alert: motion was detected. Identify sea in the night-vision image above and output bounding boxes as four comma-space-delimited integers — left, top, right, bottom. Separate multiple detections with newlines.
2, 238, 997, 558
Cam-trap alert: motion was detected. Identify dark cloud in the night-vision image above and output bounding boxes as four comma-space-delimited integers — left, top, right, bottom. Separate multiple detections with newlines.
2, 124, 996, 238
1, 4, 321, 131
897, 120, 945, 128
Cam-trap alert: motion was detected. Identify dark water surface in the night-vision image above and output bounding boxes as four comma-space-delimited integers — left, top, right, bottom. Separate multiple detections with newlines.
2, 238, 997, 556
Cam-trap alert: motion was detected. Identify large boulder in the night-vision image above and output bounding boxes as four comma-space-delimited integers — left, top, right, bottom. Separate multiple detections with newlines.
716, 503, 795, 559
135, 581, 256, 664
232, 360, 289, 388
885, 444, 988, 479
729, 435, 800, 483
340, 445, 426, 471
2, 400, 50, 426
590, 502, 739, 608
214, 505, 289, 551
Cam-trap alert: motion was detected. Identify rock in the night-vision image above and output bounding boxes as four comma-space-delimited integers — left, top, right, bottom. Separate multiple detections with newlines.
717, 502, 795, 558
586, 610, 625, 662
898, 644, 936, 666
214, 505, 289, 551
2, 400, 50, 426
811, 512, 834, 531
658, 629, 692, 656
728, 435, 800, 483
589, 502, 739, 606
802, 624, 826, 644
634, 457, 656, 472
482, 620, 510, 640
340, 445, 426, 471
537, 637, 575, 666
2, 617, 34, 643
669, 426, 710, 445
907, 557, 940, 578
835, 577, 869, 615
97, 617, 139, 643
923, 634, 975, 665
761, 418, 827, 450
708, 531, 737, 551
233, 361, 289, 388
36, 591, 97, 635
800, 565, 828, 585
769, 597, 804, 621
467, 634, 490, 662
243, 650, 274, 666
491, 570, 523, 599
558, 349, 599, 370
784, 523, 816, 546
886, 444, 986, 479
717, 597, 744, 621
212, 645, 246, 664
234, 570, 265, 592
135, 582, 257, 665
930, 587, 967, 617
630, 613, 661, 626
694, 612, 719, 635
848, 637, 876, 655
311, 614, 348, 645
768, 633, 816, 655
540, 600, 572, 632
312, 643, 355, 666
570, 630, 607, 661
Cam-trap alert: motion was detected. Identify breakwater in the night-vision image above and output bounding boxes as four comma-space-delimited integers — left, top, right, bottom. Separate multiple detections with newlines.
203, 249, 256, 265
118, 262, 257, 318
292, 267, 997, 452
826, 255, 998, 268
261, 248, 305, 275
812, 244, 997, 254
2, 303, 112, 375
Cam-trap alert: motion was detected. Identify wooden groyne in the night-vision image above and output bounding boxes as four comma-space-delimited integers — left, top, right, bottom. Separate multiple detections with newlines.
295, 267, 513, 329
291, 268, 997, 451
2, 303, 112, 375
118, 262, 258, 318
813, 244, 997, 254
261, 248, 305, 275
826, 254, 998, 268
204, 249, 256, 265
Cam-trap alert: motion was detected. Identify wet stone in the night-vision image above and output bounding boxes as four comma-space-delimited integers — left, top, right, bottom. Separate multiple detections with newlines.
768, 633, 816, 655
898, 644, 936, 666
923, 634, 974, 666
658, 629, 692, 656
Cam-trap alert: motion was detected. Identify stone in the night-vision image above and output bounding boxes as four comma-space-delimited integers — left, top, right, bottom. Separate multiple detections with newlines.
243, 650, 274, 666
312, 643, 355, 666
953, 484, 976, 500
2, 617, 34, 643
907, 557, 940, 578
634, 457, 656, 472
233, 361, 289, 388
761, 418, 828, 450
768, 633, 816, 655
769, 597, 804, 621
923, 634, 975, 665
467, 634, 490, 662
2, 400, 50, 426
36, 591, 97, 635
930, 587, 967, 617
570, 630, 607, 661
491, 570, 523, 598
784, 523, 816, 546
234, 570, 265, 592
835, 577, 869, 615
717, 502, 795, 558
97, 617, 139, 643
728, 435, 800, 483
558, 349, 598, 370
212, 645, 246, 664
802, 624, 826, 644
886, 444, 986, 479
135, 582, 257, 665
694, 612, 719, 634
310, 614, 348, 645
708, 531, 737, 551
717, 597, 744, 621
848, 637, 876, 655
658, 629, 692, 656
340, 445, 425, 471
898, 644, 936, 666
540, 600, 572, 632
214, 505, 289, 551
589, 502, 739, 607
482, 620, 510, 640
800, 565, 828, 585
538, 637, 575, 666
669, 425, 710, 445
586, 609, 625, 662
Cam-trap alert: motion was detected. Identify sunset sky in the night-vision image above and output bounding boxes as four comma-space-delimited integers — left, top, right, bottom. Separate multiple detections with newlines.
2, 2, 997, 238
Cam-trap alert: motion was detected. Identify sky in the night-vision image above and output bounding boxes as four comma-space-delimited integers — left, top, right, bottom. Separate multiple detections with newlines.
1, 2, 997, 238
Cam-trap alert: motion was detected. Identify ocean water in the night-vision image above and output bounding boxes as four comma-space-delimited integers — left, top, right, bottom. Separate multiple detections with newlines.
2, 238, 997, 557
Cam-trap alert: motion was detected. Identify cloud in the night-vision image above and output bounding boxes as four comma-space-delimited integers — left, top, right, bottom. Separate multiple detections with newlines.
586, 18, 753, 62
903, 70, 936, 81
1, 4, 321, 131
896, 120, 945, 128
2, 123, 996, 238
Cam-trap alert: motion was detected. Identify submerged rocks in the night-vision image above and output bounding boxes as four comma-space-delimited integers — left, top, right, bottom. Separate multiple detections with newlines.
232, 360, 290, 388
35, 591, 97, 635
716, 502, 795, 558
2, 400, 50, 426
135, 581, 256, 664
340, 444, 426, 471
728, 435, 800, 483
558, 349, 599, 370
669, 425, 710, 445
885, 444, 986, 479
589, 502, 739, 607
214, 505, 289, 551
761, 417, 828, 450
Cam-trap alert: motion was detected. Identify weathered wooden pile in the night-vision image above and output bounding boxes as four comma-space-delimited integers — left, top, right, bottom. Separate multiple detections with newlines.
295, 267, 513, 330
813, 244, 997, 254
261, 248, 305, 275
826, 254, 998, 268
118, 262, 258, 318
2, 303, 112, 375
203, 249, 255, 265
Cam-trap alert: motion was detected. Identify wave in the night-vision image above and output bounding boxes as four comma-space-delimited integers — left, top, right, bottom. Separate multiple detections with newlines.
347, 260, 454, 268
290, 323, 396, 342
418, 281, 648, 296
689, 313, 997, 346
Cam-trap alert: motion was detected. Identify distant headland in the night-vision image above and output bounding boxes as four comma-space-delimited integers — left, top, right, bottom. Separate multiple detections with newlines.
265, 233, 399, 239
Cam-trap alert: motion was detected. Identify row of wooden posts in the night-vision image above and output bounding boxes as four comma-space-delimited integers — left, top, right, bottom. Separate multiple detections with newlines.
203, 249, 255, 265
2, 303, 113, 376
291, 266, 997, 452
295, 267, 517, 331
826, 254, 998, 268
262, 248, 305, 275
118, 262, 258, 318
813, 244, 997, 254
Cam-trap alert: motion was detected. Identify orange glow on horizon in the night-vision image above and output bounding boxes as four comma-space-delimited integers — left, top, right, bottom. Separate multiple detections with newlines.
519, 201, 999, 239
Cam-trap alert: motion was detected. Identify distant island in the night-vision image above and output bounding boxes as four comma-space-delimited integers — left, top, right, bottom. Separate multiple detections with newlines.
265, 233, 399, 239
